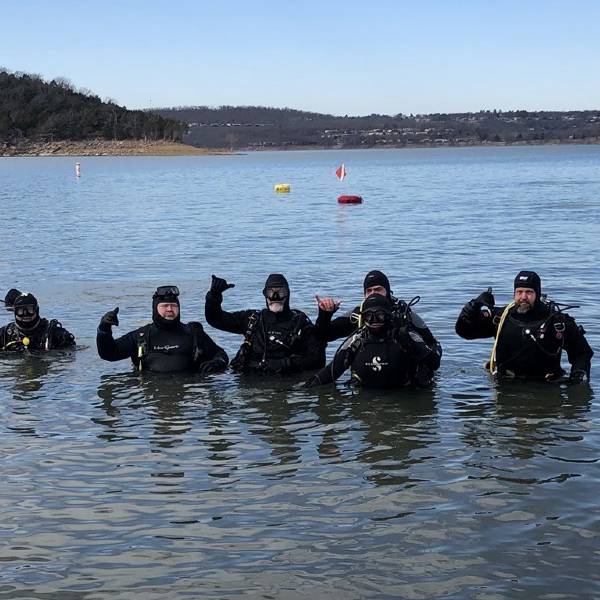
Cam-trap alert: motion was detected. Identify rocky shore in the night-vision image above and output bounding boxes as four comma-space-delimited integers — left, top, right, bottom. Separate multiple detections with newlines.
0, 139, 226, 157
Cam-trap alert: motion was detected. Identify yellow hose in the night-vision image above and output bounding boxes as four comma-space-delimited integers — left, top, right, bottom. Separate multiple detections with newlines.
488, 301, 515, 373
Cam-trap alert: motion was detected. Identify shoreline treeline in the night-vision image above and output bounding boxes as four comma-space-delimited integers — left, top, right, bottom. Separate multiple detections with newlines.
0, 69, 184, 143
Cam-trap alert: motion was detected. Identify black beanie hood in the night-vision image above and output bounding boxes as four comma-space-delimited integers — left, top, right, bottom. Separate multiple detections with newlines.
363, 270, 391, 297
264, 273, 289, 290
263, 273, 290, 311
514, 270, 542, 299
362, 294, 393, 313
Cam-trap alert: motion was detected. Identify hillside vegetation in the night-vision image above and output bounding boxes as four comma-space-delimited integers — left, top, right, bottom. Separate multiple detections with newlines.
0, 69, 183, 143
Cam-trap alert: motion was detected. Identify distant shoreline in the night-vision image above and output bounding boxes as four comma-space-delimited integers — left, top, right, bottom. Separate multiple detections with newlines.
2, 137, 600, 157
0, 139, 229, 157
240, 138, 600, 152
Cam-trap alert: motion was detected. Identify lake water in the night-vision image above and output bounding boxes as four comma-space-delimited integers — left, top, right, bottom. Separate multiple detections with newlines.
1, 146, 599, 599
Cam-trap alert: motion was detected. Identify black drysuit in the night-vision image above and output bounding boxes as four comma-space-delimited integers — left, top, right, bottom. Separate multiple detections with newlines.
306, 324, 440, 389
97, 321, 228, 373
455, 299, 593, 379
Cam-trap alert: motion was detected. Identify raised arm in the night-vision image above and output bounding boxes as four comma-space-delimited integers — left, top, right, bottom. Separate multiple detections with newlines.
205, 275, 252, 334
96, 307, 137, 361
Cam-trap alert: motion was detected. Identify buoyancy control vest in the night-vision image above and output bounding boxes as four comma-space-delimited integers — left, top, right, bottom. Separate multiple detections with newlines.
231, 309, 310, 371
1, 319, 69, 351
349, 334, 413, 388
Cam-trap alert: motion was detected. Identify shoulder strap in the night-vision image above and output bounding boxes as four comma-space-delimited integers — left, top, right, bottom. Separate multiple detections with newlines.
355, 300, 366, 329
230, 311, 262, 370
136, 324, 152, 371
243, 310, 261, 344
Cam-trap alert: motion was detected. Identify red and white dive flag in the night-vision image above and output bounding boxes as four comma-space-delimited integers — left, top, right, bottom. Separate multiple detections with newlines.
335, 163, 346, 181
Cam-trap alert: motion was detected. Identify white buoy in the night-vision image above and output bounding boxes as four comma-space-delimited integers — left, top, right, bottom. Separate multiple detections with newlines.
75, 162, 81, 177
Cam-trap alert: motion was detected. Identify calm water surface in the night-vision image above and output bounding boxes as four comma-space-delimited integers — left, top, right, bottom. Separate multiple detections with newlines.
1, 146, 599, 599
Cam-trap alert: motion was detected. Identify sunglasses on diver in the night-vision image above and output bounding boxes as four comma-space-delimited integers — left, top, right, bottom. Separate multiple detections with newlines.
263, 287, 288, 301
14, 305, 37, 317
154, 285, 180, 298
363, 310, 389, 325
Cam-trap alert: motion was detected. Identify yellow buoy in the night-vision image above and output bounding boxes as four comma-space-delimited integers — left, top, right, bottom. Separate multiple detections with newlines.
274, 183, 291, 193
22, 337, 30, 347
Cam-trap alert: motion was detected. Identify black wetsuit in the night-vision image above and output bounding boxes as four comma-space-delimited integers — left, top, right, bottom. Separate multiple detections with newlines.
307, 324, 440, 389
315, 298, 442, 365
97, 321, 228, 373
455, 299, 593, 379
205, 291, 324, 374
0, 318, 75, 351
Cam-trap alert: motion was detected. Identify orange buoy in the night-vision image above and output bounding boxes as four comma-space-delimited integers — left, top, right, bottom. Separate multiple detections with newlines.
338, 195, 363, 204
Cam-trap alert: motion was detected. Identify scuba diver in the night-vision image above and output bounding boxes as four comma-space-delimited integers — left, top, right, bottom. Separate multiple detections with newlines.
0, 290, 75, 352
97, 285, 228, 374
304, 294, 441, 388
205, 273, 324, 375
455, 271, 593, 383
315, 269, 442, 362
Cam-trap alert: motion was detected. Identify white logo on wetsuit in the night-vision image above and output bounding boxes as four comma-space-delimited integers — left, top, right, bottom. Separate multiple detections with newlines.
153, 344, 180, 351
366, 356, 388, 372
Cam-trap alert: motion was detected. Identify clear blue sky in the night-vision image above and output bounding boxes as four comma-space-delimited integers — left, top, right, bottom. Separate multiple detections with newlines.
2, 0, 599, 115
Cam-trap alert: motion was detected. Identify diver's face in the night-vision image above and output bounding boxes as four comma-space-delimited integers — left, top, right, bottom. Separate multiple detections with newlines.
363, 309, 388, 333
514, 288, 536, 313
14, 304, 38, 323
157, 302, 180, 320
364, 285, 387, 298
264, 287, 288, 313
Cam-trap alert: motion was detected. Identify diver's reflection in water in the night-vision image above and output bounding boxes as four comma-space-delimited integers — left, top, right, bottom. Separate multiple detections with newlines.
493, 379, 593, 418
308, 384, 438, 486
458, 378, 593, 462
1, 351, 76, 400
491, 380, 593, 460
95, 372, 241, 488
95, 372, 203, 447
237, 374, 309, 476
350, 388, 437, 486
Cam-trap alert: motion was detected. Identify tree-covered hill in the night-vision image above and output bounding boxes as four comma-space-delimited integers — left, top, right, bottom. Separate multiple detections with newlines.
0, 69, 184, 142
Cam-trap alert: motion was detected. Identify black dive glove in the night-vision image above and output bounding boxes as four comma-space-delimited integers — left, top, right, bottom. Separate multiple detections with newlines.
394, 326, 412, 349
210, 275, 235, 296
408, 331, 432, 362
99, 307, 119, 332
414, 364, 434, 387
303, 373, 323, 388
393, 327, 429, 362
568, 369, 588, 384
462, 288, 494, 321
199, 357, 226, 374
474, 288, 495, 308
